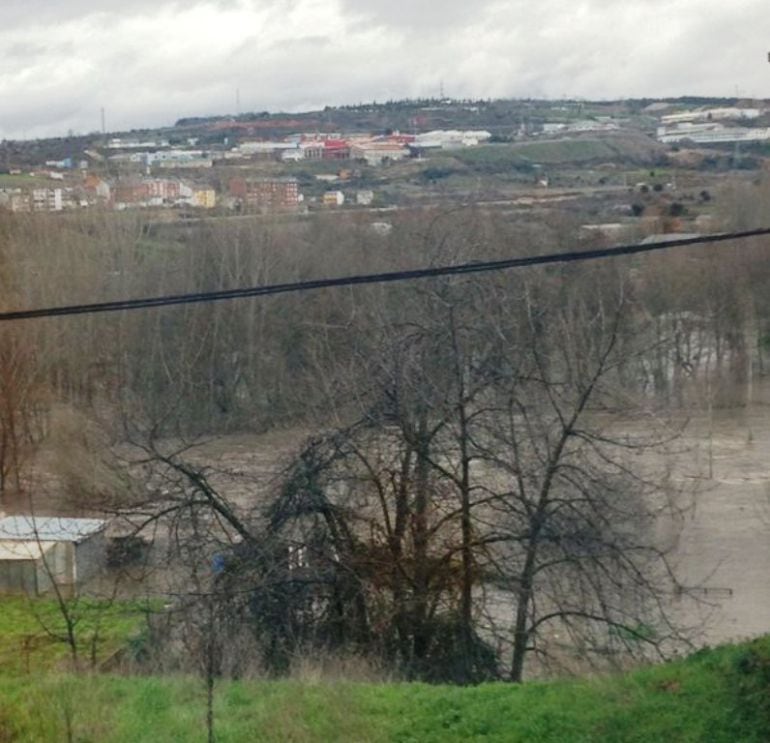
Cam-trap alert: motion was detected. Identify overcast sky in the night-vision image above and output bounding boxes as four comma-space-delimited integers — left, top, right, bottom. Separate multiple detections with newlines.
1, 0, 769, 140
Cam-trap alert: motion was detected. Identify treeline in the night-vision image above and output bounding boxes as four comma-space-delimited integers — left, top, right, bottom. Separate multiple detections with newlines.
1, 193, 768, 433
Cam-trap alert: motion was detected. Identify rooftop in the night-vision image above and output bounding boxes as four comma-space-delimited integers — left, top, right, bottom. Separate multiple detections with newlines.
0, 516, 107, 544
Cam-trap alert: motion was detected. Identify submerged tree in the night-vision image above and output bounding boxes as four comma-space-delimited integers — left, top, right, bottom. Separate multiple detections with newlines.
233, 261, 692, 682
96, 222, 695, 684
478, 266, 689, 681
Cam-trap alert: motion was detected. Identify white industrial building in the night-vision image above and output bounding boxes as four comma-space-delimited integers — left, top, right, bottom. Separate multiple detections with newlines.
660, 108, 762, 125
657, 124, 770, 145
0, 516, 107, 596
350, 141, 410, 165
412, 130, 492, 149
541, 120, 619, 135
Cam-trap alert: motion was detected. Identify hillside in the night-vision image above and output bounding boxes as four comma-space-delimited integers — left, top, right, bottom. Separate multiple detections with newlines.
1, 637, 768, 741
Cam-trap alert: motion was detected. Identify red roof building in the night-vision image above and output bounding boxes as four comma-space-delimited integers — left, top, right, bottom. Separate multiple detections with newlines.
322, 139, 351, 160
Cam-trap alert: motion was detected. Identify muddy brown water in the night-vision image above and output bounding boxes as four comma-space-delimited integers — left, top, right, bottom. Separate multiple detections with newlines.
11, 404, 770, 650
668, 406, 770, 646
178, 414, 770, 649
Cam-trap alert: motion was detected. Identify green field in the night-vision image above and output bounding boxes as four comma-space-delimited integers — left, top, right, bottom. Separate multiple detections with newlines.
451, 135, 666, 172
0, 174, 54, 188
0, 598, 152, 673
0, 637, 768, 741
457, 140, 619, 166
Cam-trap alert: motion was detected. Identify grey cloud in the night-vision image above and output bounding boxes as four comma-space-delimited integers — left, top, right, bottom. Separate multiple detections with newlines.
339, 0, 498, 30
2, 0, 165, 27
1, 0, 287, 28
2, 0, 770, 140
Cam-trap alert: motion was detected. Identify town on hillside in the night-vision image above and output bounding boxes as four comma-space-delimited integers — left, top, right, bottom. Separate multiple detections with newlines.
2, 97, 769, 220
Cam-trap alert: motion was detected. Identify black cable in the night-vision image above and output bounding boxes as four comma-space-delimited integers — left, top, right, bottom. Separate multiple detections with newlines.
2, 227, 769, 322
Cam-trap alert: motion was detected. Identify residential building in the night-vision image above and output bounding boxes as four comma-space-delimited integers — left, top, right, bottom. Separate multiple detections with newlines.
31, 188, 63, 212
322, 190, 345, 207
83, 175, 111, 202
192, 187, 217, 209
146, 178, 180, 204
0, 187, 67, 213
0, 189, 31, 212
229, 177, 300, 210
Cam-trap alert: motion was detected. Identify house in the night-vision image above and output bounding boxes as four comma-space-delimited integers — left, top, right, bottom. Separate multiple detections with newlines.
83, 175, 111, 202
0, 516, 107, 596
192, 187, 217, 209
322, 190, 345, 207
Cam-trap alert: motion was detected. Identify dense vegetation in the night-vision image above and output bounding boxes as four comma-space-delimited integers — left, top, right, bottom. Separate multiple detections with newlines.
0, 636, 769, 741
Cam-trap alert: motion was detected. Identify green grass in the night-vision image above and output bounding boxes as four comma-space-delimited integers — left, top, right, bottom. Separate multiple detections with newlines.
0, 598, 154, 673
0, 174, 55, 188
0, 637, 769, 740
453, 141, 620, 169
452, 136, 666, 171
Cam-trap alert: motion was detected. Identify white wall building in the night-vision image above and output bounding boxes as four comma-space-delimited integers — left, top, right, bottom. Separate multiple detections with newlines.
657, 123, 770, 144
413, 130, 492, 149
0, 516, 107, 596
356, 190, 374, 206
661, 108, 763, 125
322, 190, 345, 207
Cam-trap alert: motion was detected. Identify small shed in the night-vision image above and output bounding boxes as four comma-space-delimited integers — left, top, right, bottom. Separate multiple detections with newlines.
0, 516, 107, 596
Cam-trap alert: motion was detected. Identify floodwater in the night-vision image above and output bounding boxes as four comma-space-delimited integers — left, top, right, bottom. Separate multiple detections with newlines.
669, 405, 770, 646
191, 412, 770, 650
19, 396, 770, 652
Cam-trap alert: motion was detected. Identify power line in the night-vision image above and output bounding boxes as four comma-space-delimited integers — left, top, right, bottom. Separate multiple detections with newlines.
2, 227, 769, 323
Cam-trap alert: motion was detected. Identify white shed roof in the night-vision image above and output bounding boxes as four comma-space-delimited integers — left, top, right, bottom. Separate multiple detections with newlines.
0, 516, 106, 544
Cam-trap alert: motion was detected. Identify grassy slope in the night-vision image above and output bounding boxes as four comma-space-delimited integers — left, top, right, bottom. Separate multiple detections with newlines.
0, 637, 769, 741
0, 174, 55, 188
453, 135, 665, 169
0, 598, 152, 673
